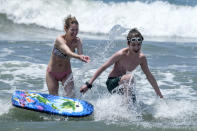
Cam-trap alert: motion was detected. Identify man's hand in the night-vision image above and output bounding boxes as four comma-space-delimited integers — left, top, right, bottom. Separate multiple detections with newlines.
80, 85, 89, 94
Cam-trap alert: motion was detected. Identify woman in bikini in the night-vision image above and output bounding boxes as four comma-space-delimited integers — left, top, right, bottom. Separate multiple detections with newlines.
46, 15, 90, 97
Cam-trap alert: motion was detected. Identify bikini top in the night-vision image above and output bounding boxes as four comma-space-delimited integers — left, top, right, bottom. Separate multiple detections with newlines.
53, 47, 69, 59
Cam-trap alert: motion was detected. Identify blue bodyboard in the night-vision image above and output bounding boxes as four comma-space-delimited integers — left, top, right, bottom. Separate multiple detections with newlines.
12, 90, 94, 117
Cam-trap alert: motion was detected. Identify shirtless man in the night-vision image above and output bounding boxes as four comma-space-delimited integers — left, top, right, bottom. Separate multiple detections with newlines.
80, 28, 163, 103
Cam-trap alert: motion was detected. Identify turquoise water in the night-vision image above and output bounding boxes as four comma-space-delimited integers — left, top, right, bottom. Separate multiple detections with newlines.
0, 0, 197, 131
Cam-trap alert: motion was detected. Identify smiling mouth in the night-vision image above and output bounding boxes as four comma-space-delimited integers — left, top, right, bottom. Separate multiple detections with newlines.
71, 34, 77, 37
134, 49, 139, 53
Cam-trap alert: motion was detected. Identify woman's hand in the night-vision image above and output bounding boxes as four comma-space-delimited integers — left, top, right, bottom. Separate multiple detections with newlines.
159, 94, 164, 98
79, 55, 90, 63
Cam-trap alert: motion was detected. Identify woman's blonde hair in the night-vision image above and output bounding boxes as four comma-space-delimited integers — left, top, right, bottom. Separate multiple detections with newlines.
64, 15, 79, 30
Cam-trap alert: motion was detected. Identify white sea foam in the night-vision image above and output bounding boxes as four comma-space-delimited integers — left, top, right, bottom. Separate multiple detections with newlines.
93, 94, 142, 124
152, 99, 197, 121
0, 61, 47, 90
0, 99, 12, 115
0, 61, 46, 77
1, 0, 197, 38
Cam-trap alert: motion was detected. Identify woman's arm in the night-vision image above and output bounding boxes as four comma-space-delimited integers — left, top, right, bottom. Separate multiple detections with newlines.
55, 36, 89, 62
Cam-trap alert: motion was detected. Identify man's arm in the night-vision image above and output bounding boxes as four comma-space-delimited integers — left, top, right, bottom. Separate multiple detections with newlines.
80, 50, 123, 93
140, 56, 163, 98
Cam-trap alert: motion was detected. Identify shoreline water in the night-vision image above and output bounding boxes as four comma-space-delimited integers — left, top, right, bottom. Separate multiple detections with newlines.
0, 38, 197, 131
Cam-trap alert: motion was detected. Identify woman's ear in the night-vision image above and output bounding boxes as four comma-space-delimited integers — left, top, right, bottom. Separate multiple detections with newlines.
64, 26, 68, 32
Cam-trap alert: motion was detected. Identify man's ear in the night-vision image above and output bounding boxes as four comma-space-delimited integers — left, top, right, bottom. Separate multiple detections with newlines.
127, 41, 130, 46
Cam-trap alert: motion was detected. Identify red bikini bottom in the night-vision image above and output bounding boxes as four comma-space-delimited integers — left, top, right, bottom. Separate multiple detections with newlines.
47, 67, 69, 81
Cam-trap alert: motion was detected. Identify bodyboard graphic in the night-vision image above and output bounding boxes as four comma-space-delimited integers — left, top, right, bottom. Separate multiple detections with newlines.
12, 90, 94, 117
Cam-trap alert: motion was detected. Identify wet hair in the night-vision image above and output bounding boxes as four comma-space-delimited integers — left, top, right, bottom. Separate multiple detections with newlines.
64, 15, 79, 30
127, 28, 144, 41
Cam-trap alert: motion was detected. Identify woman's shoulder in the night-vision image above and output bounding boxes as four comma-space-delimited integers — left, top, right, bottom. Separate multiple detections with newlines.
54, 35, 67, 47
55, 35, 64, 43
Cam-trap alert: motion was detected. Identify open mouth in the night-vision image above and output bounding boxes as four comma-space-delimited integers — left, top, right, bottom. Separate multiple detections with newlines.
134, 49, 139, 53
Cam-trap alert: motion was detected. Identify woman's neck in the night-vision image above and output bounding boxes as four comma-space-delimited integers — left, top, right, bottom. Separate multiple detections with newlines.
64, 34, 73, 43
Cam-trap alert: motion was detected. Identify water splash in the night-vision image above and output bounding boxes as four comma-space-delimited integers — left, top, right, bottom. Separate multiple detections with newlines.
59, 73, 75, 98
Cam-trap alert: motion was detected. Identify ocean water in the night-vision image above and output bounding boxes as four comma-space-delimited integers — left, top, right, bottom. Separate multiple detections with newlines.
0, 0, 197, 131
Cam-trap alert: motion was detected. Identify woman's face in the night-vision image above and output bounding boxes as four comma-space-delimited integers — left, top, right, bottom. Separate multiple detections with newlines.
66, 23, 79, 39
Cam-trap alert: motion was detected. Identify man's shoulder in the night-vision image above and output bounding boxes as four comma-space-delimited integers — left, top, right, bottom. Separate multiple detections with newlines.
112, 48, 127, 59
139, 52, 147, 63
120, 48, 129, 55
139, 52, 146, 58
113, 49, 126, 58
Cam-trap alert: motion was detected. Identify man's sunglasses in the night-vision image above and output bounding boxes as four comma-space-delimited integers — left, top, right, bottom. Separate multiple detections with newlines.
127, 37, 142, 43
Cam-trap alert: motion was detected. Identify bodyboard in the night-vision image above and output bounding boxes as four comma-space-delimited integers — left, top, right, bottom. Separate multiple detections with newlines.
12, 90, 94, 117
